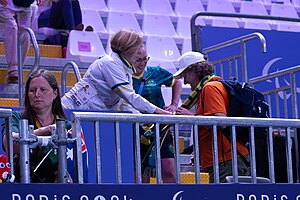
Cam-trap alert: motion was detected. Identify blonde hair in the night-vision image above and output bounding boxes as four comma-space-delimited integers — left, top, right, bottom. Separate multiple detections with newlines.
110, 28, 143, 57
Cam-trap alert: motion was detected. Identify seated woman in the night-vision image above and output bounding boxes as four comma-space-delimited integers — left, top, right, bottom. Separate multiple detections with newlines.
1, 69, 88, 183
37, 0, 83, 31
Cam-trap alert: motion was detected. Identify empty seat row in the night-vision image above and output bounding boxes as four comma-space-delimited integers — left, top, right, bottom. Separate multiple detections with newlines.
78, 0, 300, 19
66, 30, 187, 74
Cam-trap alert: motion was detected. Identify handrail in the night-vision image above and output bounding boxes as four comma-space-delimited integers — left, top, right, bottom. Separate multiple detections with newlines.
202, 32, 267, 82
17, 27, 40, 106
71, 112, 300, 184
0, 108, 13, 176
61, 61, 81, 95
191, 12, 300, 52
203, 32, 267, 54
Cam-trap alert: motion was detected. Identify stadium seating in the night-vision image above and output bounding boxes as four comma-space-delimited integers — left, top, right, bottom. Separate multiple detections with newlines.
205, 0, 240, 28
174, 0, 205, 17
66, 30, 106, 63
239, 1, 272, 30
78, 0, 108, 13
142, 14, 178, 38
106, 11, 143, 35
177, 16, 205, 39
270, 3, 300, 32
106, 0, 143, 15
141, 0, 176, 17
145, 35, 181, 62
81, 9, 107, 34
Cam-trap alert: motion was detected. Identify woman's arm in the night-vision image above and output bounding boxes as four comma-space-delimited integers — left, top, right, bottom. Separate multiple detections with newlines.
2, 124, 55, 153
165, 79, 182, 112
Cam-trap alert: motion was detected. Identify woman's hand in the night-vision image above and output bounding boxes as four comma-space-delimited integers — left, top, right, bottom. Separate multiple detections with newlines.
154, 107, 173, 115
34, 124, 56, 136
175, 107, 195, 115
164, 104, 177, 112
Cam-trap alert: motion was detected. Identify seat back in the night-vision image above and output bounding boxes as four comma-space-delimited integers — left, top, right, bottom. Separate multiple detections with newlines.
142, 14, 178, 37
81, 9, 107, 33
66, 30, 106, 63
175, 0, 205, 17
141, 0, 176, 16
106, 0, 142, 14
78, 0, 108, 12
146, 36, 180, 61
106, 11, 143, 35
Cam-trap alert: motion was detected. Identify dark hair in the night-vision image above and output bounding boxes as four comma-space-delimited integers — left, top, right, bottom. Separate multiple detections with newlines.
188, 61, 215, 80
23, 69, 66, 125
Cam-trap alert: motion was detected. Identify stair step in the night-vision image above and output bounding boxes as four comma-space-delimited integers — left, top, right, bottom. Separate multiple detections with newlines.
0, 98, 19, 107
0, 68, 83, 86
0, 42, 62, 58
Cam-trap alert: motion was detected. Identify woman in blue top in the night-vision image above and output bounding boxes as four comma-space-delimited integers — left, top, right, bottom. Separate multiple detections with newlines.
132, 46, 182, 183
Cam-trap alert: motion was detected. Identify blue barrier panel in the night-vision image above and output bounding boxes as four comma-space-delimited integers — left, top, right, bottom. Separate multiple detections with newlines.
1, 183, 300, 200
65, 109, 135, 183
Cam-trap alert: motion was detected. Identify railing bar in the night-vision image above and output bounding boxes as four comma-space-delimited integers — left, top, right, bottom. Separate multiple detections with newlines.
231, 125, 238, 183
114, 122, 122, 183
155, 123, 162, 184
174, 123, 181, 184
250, 126, 257, 183
134, 123, 142, 184
286, 127, 293, 183
212, 125, 219, 183
94, 121, 102, 183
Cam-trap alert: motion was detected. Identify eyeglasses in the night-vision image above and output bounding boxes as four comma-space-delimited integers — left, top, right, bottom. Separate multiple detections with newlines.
135, 56, 150, 65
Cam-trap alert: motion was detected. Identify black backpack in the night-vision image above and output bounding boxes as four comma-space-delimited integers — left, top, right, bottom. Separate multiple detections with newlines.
220, 80, 294, 182
13, 0, 34, 7
220, 79, 269, 147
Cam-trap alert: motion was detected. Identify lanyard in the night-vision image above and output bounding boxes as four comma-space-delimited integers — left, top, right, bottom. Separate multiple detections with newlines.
137, 70, 147, 95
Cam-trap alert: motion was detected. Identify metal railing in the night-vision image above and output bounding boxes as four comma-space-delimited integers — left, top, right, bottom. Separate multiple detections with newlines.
249, 65, 300, 119
71, 112, 300, 184
203, 32, 267, 82
8, 118, 77, 183
17, 27, 40, 106
249, 65, 300, 182
190, 12, 300, 83
61, 61, 82, 95
0, 108, 13, 175
191, 12, 300, 52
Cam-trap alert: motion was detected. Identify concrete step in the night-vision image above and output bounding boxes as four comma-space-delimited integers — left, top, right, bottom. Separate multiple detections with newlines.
0, 42, 62, 58
0, 68, 83, 86
0, 97, 19, 107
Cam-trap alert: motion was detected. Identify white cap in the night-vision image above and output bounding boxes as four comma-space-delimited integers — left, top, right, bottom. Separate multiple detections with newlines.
173, 51, 205, 79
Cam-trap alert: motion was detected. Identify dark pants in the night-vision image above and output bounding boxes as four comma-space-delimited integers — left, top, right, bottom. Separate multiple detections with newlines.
38, 0, 82, 30
204, 155, 250, 183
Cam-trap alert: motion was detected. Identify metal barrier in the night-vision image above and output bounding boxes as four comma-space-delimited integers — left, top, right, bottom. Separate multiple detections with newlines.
249, 65, 300, 182
249, 65, 300, 119
202, 32, 266, 82
71, 112, 300, 184
10, 118, 77, 183
190, 12, 300, 83
17, 27, 40, 106
0, 108, 13, 175
61, 61, 81, 95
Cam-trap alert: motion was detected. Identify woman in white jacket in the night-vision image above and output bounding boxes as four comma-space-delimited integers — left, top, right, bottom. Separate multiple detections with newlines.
61, 28, 171, 115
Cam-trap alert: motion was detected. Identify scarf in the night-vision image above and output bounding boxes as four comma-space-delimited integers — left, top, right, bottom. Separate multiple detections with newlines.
181, 73, 216, 110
